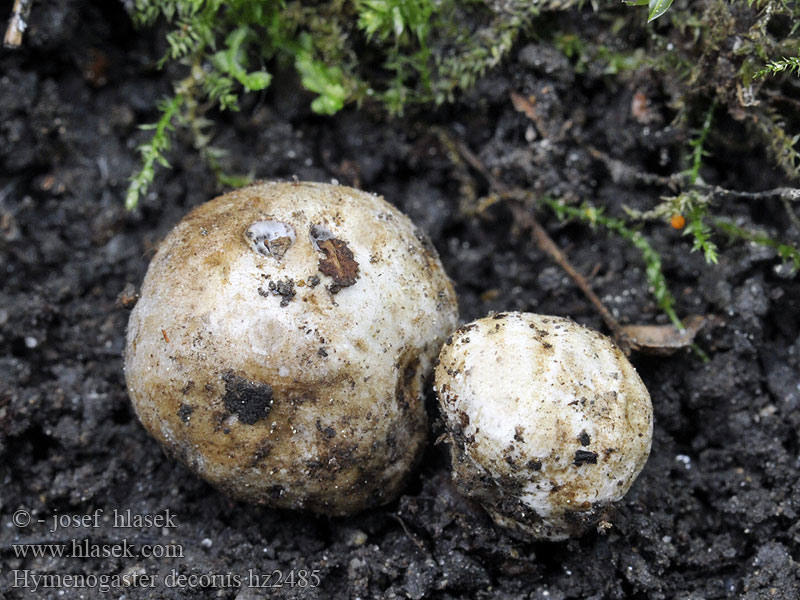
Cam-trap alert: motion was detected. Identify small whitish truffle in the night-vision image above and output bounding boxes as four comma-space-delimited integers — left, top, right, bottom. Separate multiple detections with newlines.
125, 181, 458, 516
434, 312, 653, 541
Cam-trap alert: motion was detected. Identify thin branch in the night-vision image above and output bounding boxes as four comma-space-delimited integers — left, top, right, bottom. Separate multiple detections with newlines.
692, 183, 800, 204
588, 141, 800, 206
783, 198, 800, 231
440, 132, 631, 353
693, 184, 800, 229
513, 202, 631, 352
763, 90, 800, 111
590, 142, 800, 227
390, 514, 429, 555
587, 146, 685, 189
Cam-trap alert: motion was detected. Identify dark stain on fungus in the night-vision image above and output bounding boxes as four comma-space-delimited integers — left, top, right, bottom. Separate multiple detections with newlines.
316, 419, 336, 438
221, 370, 274, 425
573, 449, 598, 466
456, 323, 478, 335
177, 404, 194, 423
250, 440, 273, 467
394, 353, 420, 413
527, 459, 543, 471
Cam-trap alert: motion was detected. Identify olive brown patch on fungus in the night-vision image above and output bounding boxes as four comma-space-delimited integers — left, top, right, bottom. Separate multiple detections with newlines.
434, 312, 653, 541
124, 181, 459, 516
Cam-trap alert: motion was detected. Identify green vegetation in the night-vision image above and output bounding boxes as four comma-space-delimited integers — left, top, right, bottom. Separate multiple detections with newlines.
125, 0, 552, 208
623, 0, 674, 23
126, 95, 182, 210
667, 103, 719, 265
755, 55, 800, 79
124, 0, 800, 332
542, 197, 683, 330
597, 0, 800, 278
715, 219, 800, 271
126, 1, 800, 199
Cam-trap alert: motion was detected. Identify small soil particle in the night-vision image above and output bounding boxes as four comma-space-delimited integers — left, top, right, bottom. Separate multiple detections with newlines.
317, 237, 359, 293
573, 449, 598, 466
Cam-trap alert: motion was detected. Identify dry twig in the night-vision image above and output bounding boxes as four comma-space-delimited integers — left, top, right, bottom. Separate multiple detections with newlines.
692, 183, 800, 204
4, 0, 33, 48
390, 514, 428, 555
587, 146, 685, 189
439, 130, 632, 353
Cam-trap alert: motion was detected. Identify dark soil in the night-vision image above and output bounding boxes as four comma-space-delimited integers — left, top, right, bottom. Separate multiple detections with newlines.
2, 2, 800, 599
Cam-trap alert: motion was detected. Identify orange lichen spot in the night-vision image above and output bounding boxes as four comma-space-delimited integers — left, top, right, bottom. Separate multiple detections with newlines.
670, 214, 686, 230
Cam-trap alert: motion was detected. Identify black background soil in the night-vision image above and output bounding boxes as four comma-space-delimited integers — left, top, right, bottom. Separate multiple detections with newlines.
2, 1, 800, 599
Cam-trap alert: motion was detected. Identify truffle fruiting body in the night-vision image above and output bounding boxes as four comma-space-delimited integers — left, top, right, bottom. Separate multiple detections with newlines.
435, 312, 652, 540
125, 181, 458, 515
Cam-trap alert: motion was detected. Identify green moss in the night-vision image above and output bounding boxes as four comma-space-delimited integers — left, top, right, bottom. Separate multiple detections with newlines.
542, 197, 683, 330
126, 94, 183, 211
715, 219, 800, 272
125, 0, 800, 266
125, 0, 563, 207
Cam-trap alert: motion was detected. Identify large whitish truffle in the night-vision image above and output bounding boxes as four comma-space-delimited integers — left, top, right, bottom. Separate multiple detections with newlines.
125, 181, 458, 515
435, 312, 652, 540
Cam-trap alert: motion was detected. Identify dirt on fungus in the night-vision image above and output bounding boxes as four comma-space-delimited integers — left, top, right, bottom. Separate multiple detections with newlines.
2, 1, 800, 599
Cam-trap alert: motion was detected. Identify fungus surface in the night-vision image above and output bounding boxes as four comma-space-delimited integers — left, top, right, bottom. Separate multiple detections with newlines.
125, 181, 459, 515
435, 312, 653, 540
